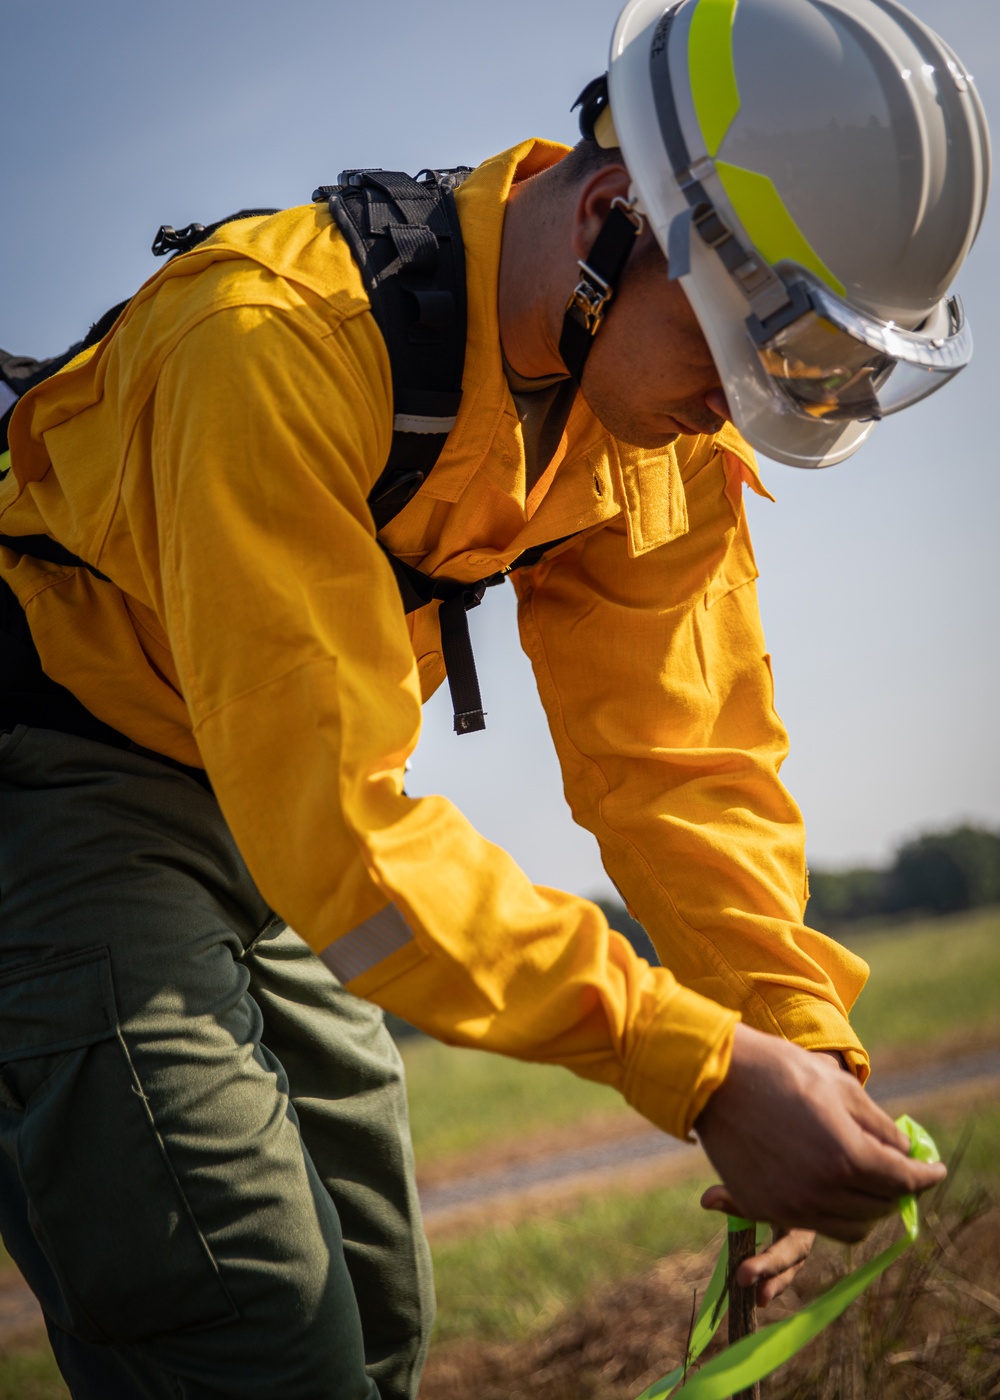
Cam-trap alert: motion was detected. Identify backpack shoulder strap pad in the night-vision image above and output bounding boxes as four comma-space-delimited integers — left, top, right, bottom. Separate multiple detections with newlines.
317, 167, 472, 530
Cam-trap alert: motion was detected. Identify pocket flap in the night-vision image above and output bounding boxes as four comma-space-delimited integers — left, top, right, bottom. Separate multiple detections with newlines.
0, 948, 115, 1061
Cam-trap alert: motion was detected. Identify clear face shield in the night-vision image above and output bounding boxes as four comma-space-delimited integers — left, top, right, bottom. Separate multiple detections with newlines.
747, 273, 972, 425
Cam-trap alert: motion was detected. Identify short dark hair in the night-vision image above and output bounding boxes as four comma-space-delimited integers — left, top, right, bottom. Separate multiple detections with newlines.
556, 138, 625, 185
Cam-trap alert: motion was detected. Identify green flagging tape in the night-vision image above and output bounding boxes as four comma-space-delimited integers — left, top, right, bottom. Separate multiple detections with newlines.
688, 0, 741, 158
634, 1116, 938, 1400
714, 162, 846, 296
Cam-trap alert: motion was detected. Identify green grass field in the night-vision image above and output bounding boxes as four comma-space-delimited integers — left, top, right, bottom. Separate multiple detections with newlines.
430, 1166, 721, 1343
400, 1037, 630, 1163
0, 1351, 66, 1400
403, 906, 1000, 1167
842, 905, 1000, 1053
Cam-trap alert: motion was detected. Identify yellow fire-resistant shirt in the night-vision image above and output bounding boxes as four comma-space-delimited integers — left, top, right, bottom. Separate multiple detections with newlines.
0, 140, 870, 1141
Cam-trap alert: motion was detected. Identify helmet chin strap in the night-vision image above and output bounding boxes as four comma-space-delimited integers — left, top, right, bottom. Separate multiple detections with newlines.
560, 73, 646, 384
558, 196, 645, 384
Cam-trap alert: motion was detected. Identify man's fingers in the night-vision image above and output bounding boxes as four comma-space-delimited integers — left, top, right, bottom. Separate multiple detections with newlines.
756, 1265, 805, 1308
700, 1184, 742, 1215
847, 1085, 916, 1155
842, 1130, 948, 1202
734, 1229, 816, 1306
736, 1229, 813, 1289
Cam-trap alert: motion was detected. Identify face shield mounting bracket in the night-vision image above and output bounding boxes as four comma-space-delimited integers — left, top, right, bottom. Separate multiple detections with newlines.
745, 280, 814, 345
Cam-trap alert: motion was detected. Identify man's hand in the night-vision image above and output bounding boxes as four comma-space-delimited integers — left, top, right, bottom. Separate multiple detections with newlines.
694, 1024, 946, 1244
698, 1050, 843, 1306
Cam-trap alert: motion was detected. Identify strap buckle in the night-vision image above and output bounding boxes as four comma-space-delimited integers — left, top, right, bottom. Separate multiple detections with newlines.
692, 202, 733, 252
566, 260, 613, 337
151, 223, 207, 257
610, 194, 646, 236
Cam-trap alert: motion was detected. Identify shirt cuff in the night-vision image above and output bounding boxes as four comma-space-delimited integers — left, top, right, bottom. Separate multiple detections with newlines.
746, 991, 871, 1086
623, 982, 740, 1141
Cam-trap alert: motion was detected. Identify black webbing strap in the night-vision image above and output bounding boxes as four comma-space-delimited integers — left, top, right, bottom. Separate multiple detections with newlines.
381, 528, 576, 735
322, 167, 471, 531
558, 203, 642, 384
380, 547, 504, 734
437, 592, 491, 735
0, 576, 211, 789
0, 533, 109, 581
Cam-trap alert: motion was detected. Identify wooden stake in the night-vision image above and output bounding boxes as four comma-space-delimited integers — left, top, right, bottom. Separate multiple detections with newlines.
727, 1225, 760, 1400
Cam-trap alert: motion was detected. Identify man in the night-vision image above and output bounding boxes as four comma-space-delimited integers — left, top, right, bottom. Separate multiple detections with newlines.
0, 0, 987, 1396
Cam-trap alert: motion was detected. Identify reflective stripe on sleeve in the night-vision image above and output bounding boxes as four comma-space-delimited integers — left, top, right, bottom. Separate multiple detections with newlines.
320, 904, 415, 983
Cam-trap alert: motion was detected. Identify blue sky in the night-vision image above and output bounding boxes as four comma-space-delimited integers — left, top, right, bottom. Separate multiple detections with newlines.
4, 0, 997, 896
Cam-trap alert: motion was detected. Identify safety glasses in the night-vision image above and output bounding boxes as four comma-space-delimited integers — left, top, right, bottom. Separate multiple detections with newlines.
747, 273, 972, 424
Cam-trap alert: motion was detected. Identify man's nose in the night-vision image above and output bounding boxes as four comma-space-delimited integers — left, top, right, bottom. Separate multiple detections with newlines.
705, 388, 731, 422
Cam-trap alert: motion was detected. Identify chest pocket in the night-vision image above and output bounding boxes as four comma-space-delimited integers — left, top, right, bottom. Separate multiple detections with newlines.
705, 512, 759, 609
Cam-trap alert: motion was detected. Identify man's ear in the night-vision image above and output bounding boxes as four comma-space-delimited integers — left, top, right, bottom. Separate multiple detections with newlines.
570, 165, 632, 261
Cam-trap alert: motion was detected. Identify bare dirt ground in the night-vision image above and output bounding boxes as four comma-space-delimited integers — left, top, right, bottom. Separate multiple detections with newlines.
0, 1272, 45, 1348
419, 1201, 1000, 1400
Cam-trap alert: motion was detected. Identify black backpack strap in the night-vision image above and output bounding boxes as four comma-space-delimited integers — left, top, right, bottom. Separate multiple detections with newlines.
380, 530, 577, 735
320, 165, 524, 736
379, 546, 505, 735
318, 167, 472, 531
0, 574, 210, 789
1, 299, 131, 459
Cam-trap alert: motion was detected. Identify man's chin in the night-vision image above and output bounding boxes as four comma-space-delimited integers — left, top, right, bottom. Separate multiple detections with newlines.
602, 423, 681, 450
582, 395, 691, 449
629, 430, 681, 449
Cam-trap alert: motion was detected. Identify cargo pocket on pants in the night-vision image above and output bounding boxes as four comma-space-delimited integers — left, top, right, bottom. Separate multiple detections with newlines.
0, 946, 238, 1344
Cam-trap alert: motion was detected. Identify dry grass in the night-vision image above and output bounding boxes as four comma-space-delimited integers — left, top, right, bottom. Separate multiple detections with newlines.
421, 1174, 1000, 1400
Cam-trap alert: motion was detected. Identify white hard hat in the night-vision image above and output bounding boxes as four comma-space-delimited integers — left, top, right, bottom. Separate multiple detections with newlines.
600, 0, 992, 467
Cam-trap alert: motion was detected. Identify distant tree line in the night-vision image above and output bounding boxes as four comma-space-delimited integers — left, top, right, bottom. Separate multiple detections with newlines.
592, 824, 1000, 959
805, 823, 1000, 931
591, 898, 661, 965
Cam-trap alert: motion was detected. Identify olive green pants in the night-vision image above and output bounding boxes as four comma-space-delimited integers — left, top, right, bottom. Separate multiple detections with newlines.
0, 726, 434, 1399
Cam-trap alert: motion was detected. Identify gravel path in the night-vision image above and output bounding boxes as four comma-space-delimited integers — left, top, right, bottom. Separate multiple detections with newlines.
418, 1046, 1000, 1219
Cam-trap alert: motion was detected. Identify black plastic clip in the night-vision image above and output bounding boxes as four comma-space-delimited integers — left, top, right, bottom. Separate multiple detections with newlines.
337, 168, 386, 187
151, 223, 207, 258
